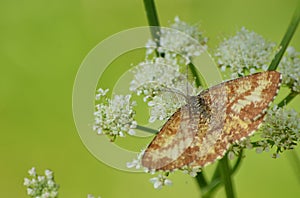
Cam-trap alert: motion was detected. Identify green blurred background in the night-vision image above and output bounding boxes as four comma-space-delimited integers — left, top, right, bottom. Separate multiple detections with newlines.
1, 0, 300, 197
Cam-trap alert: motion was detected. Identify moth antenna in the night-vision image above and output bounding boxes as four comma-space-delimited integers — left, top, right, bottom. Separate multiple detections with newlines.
186, 62, 189, 96
160, 87, 188, 101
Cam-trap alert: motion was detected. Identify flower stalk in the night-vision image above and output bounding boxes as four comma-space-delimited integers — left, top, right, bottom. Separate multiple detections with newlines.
143, 0, 161, 51
218, 155, 236, 198
268, 2, 300, 71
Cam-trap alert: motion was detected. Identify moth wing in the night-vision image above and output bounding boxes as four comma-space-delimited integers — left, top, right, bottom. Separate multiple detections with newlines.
188, 71, 281, 167
142, 71, 281, 170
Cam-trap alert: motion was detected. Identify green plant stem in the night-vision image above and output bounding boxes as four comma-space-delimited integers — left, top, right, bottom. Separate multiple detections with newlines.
231, 151, 244, 174
219, 155, 236, 198
143, 0, 161, 48
268, 2, 300, 71
188, 62, 207, 88
277, 91, 298, 107
136, 125, 158, 134
140, 0, 161, 136
196, 172, 208, 189
202, 151, 243, 197
197, 172, 212, 198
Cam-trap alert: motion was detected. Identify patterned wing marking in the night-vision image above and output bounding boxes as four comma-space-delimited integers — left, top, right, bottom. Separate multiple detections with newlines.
141, 100, 204, 170
142, 71, 281, 171
189, 71, 281, 168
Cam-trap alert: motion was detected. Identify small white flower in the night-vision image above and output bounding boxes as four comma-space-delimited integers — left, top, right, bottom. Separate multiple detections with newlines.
45, 169, 53, 179
126, 150, 145, 169
128, 129, 136, 136
41, 192, 50, 198
164, 178, 173, 186
47, 180, 55, 188
38, 176, 45, 182
28, 167, 36, 177
149, 174, 172, 189
50, 191, 58, 197
24, 178, 31, 186
96, 88, 109, 97
182, 166, 201, 177
126, 159, 140, 169
27, 188, 34, 196
150, 177, 162, 189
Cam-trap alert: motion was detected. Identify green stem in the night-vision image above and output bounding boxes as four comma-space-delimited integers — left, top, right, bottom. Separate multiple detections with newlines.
188, 62, 207, 88
203, 151, 243, 197
277, 91, 298, 107
143, 0, 161, 48
268, 2, 300, 71
231, 150, 244, 174
136, 125, 158, 134
219, 155, 236, 198
197, 172, 212, 198
196, 172, 208, 189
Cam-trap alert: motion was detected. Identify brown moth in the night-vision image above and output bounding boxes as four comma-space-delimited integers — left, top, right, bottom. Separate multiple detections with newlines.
142, 71, 281, 171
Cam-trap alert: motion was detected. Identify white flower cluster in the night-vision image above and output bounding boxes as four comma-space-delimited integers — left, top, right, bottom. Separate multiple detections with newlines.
131, 17, 207, 124
93, 88, 137, 141
215, 27, 277, 78
129, 57, 182, 99
148, 83, 200, 123
227, 137, 253, 160
149, 174, 172, 189
256, 105, 300, 158
279, 46, 300, 92
215, 27, 300, 92
146, 16, 207, 59
182, 166, 202, 177
130, 57, 200, 122
23, 167, 59, 198
148, 92, 184, 123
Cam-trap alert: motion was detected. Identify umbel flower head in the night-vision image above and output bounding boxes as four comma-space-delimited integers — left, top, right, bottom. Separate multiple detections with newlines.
215, 27, 277, 78
146, 16, 207, 60
130, 56, 200, 123
215, 27, 300, 93
279, 46, 300, 93
256, 105, 300, 158
129, 57, 182, 99
93, 88, 137, 141
23, 167, 59, 198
